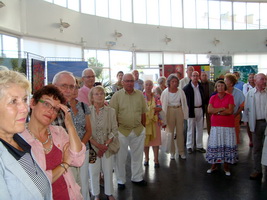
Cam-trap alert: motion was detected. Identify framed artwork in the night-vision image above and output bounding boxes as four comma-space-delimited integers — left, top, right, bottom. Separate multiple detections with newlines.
233, 65, 258, 83
32, 59, 45, 93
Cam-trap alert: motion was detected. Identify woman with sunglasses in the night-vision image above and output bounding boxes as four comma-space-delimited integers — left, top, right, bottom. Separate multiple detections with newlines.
21, 84, 85, 200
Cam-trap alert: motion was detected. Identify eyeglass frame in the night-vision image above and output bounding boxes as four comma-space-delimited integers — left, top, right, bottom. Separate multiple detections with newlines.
38, 99, 60, 114
56, 84, 76, 91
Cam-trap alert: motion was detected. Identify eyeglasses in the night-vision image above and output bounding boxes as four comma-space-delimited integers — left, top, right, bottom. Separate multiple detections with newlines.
38, 99, 60, 114
57, 84, 75, 91
83, 75, 95, 79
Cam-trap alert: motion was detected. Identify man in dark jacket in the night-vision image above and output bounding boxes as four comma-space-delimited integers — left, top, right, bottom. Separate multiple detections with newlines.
183, 71, 206, 154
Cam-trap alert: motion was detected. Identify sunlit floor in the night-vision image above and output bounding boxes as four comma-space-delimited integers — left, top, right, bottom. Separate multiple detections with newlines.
97, 125, 267, 200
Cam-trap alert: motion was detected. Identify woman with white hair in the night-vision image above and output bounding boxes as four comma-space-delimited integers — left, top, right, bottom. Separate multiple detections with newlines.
154, 76, 167, 96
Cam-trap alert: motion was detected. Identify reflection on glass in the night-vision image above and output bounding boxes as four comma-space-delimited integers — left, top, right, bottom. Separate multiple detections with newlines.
233, 2, 246, 30
221, 1, 232, 30
184, 0, 196, 28
196, 0, 208, 29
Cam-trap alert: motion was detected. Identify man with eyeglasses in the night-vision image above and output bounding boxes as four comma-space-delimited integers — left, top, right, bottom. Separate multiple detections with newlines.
109, 73, 148, 190
52, 71, 76, 128
77, 68, 96, 105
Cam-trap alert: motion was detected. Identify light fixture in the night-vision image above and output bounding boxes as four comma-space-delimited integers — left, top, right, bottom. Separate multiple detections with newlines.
0, 1, 5, 8
165, 35, 172, 45
114, 30, 123, 40
106, 41, 116, 48
59, 18, 70, 33
213, 38, 220, 46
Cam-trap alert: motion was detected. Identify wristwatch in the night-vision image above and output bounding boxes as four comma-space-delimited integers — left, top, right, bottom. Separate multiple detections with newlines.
217, 112, 221, 115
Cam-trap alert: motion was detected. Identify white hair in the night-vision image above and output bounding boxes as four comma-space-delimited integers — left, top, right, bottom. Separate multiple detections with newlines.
82, 68, 95, 77
52, 71, 75, 84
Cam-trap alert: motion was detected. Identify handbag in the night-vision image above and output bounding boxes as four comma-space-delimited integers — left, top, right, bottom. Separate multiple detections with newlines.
88, 141, 97, 164
107, 108, 120, 154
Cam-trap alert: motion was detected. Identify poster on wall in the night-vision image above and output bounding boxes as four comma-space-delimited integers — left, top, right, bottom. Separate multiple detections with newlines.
159, 64, 184, 79
32, 59, 45, 94
233, 65, 258, 83
0, 58, 26, 74
214, 66, 231, 81
47, 61, 88, 83
187, 64, 210, 78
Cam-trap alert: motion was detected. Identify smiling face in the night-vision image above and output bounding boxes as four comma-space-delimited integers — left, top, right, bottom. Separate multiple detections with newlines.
30, 95, 61, 126
122, 74, 135, 93
216, 82, 226, 93
0, 84, 29, 137
82, 69, 96, 88
144, 80, 153, 93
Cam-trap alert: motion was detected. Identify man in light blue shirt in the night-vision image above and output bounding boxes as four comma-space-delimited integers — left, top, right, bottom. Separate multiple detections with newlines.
132, 70, 144, 91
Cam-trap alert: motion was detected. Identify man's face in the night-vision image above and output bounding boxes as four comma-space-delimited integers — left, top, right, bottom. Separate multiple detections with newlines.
187, 67, 194, 77
191, 71, 199, 84
54, 74, 76, 102
122, 74, 135, 93
82, 70, 95, 88
132, 70, 139, 81
200, 73, 208, 82
255, 74, 267, 90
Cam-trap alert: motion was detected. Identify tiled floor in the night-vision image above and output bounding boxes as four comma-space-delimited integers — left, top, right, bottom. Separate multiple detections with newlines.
98, 126, 267, 200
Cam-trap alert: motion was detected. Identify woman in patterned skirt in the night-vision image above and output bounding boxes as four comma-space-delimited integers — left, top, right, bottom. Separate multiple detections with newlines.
206, 80, 238, 176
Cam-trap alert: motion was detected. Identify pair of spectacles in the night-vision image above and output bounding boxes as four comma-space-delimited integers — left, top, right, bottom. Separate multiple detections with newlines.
57, 84, 75, 90
38, 99, 60, 114
83, 75, 95, 79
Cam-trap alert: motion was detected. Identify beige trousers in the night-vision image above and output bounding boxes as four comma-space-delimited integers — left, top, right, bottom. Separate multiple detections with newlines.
166, 107, 185, 155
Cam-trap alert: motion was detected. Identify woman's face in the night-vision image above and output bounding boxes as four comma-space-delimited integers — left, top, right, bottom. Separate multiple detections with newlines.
224, 77, 233, 87
216, 83, 226, 93
117, 73, 124, 82
169, 78, 178, 89
161, 79, 166, 87
92, 89, 105, 104
145, 81, 153, 93
31, 95, 61, 126
0, 85, 28, 137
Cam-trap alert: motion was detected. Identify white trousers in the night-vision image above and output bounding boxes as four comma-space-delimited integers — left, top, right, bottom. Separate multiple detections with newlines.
70, 150, 90, 200
186, 108, 204, 149
115, 129, 145, 184
89, 154, 114, 196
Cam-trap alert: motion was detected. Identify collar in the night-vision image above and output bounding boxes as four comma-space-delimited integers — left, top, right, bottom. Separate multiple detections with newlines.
191, 81, 199, 88
123, 88, 136, 95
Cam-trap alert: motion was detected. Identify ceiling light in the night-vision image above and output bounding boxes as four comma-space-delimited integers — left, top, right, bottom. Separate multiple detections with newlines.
165, 35, 172, 44
60, 18, 70, 32
114, 30, 123, 40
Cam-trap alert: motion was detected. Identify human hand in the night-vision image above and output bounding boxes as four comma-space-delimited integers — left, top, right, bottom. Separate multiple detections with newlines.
57, 104, 74, 127
62, 143, 71, 165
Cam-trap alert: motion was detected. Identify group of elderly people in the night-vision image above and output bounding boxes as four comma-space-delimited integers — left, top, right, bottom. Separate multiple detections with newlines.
1, 65, 267, 200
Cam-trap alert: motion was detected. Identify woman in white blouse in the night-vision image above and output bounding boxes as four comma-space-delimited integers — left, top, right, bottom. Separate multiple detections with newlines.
160, 74, 188, 160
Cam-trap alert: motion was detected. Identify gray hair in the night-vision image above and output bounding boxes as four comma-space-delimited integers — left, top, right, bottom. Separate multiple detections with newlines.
82, 68, 95, 77
157, 76, 166, 85
52, 71, 75, 84
0, 66, 9, 71
166, 74, 179, 87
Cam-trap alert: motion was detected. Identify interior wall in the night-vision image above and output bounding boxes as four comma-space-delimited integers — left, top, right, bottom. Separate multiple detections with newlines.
1, 0, 267, 55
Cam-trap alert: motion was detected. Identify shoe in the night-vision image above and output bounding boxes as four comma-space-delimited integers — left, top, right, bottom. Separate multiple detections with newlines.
170, 153, 175, 160
179, 154, 186, 160
250, 172, 262, 180
154, 163, 160, 168
187, 148, 193, 154
132, 180, 147, 186
196, 148, 206, 153
118, 183, 125, 190
144, 161, 149, 166
224, 170, 231, 176
207, 167, 218, 174
106, 195, 115, 200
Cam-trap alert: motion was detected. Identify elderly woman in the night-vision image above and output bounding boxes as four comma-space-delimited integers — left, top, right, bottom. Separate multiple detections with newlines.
224, 73, 245, 144
206, 80, 238, 176
154, 76, 167, 96
88, 86, 118, 200
111, 71, 124, 93
0, 70, 52, 199
69, 79, 92, 200
160, 74, 188, 160
21, 85, 85, 200
143, 80, 162, 168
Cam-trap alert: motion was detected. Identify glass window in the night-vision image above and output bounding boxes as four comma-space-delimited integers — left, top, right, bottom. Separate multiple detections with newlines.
81, 0, 95, 15
109, 0, 121, 20
2, 35, 19, 58
196, 0, 208, 29
150, 52, 162, 66
159, 0, 171, 26
54, 0, 66, 7
185, 54, 197, 64
68, 0, 79, 11
197, 54, 209, 64
260, 3, 267, 29
96, 0, 108, 18
233, 2, 246, 30
184, 0, 196, 28
164, 52, 184, 64
147, 0, 159, 25
121, 0, 132, 22
133, 0, 146, 24
221, 1, 232, 30
171, 0, 183, 27
140, 68, 161, 84
209, 0, 220, 29
247, 3, 259, 30
136, 52, 149, 68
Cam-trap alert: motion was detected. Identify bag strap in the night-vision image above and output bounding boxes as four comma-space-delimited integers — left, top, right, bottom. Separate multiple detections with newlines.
81, 102, 86, 114
88, 140, 93, 150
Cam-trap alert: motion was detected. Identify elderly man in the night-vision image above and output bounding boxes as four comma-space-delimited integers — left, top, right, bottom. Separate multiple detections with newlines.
183, 71, 206, 154
243, 73, 267, 180
109, 73, 148, 190
200, 72, 215, 135
77, 68, 96, 105
132, 69, 144, 91
179, 66, 194, 90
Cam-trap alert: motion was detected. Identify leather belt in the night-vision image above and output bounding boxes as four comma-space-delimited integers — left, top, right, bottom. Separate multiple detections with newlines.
194, 105, 202, 108
256, 119, 266, 122
168, 105, 181, 108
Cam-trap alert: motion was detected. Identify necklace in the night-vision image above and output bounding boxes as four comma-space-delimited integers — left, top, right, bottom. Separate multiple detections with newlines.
26, 124, 53, 152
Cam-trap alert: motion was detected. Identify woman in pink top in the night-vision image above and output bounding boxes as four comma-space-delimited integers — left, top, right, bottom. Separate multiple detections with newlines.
206, 80, 238, 176
21, 85, 85, 200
